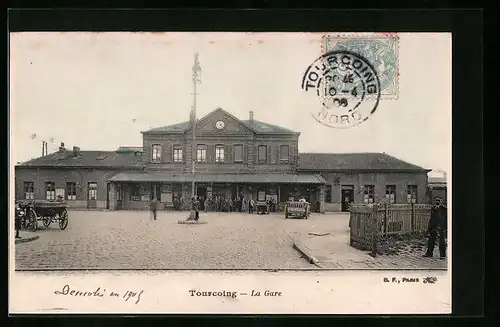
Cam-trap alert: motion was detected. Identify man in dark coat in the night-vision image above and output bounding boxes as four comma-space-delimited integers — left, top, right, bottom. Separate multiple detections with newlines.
15, 201, 22, 239
423, 196, 447, 258
193, 196, 200, 221
150, 198, 158, 220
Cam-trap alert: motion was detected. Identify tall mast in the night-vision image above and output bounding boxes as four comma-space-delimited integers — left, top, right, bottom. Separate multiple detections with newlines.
191, 53, 202, 200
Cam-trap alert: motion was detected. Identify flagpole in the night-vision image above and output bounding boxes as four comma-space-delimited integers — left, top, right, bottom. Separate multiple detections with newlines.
189, 53, 201, 219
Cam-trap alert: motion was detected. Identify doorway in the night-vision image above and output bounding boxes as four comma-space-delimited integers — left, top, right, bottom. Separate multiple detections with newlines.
341, 187, 354, 212
151, 183, 161, 201
87, 182, 98, 209
197, 186, 207, 210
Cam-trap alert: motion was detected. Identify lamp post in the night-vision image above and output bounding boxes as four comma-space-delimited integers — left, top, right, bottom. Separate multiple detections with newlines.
188, 53, 202, 220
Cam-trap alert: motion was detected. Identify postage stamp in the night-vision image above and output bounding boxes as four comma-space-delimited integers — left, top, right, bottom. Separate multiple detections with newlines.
301, 50, 381, 129
321, 33, 400, 100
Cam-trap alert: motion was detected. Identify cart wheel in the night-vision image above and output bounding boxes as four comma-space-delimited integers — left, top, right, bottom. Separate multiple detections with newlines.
28, 210, 37, 232
59, 209, 68, 230
42, 217, 51, 227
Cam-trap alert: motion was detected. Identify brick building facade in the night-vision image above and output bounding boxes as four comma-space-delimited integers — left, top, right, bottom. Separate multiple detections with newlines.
15, 108, 431, 212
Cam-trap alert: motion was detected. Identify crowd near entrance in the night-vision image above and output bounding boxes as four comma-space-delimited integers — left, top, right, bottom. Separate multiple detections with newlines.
114, 182, 324, 213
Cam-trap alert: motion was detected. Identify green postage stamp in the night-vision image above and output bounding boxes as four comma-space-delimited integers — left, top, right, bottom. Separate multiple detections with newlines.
321, 33, 399, 100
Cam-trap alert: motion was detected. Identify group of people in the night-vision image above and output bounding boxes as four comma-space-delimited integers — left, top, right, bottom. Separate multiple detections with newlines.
203, 196, 244, 213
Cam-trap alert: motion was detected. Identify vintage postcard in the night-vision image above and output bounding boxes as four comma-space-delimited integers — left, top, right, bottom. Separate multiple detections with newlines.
9, 32, 451, 314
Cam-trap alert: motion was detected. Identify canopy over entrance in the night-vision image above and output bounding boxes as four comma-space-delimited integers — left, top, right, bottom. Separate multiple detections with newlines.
108, 172, 326, 184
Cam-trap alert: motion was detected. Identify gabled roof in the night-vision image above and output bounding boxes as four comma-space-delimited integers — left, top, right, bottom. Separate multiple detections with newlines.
297, 152, 429, 172
142, 121, 191, 134
16, 150, 144, 169
241, 120, 297, 134
141, 108, 298, 135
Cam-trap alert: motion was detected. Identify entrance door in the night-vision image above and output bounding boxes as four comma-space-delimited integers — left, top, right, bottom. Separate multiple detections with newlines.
87, 182, 98, 209
116, 184, 123, 210
151, 183, 161, 201
197, 186, 207, 210
341, 188, 354, 212
106, 183, 110, 209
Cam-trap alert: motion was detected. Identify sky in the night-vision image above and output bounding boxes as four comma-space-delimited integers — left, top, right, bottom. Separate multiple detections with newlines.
9, 32, 451, 172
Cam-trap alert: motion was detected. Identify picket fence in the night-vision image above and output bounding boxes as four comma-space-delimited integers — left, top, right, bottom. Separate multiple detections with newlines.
349, 203, 432, 257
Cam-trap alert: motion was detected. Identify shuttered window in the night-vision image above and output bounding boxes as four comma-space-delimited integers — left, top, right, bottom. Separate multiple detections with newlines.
258, 145, 267, 163
279, 145, 289, 162
234, 144, 243, 163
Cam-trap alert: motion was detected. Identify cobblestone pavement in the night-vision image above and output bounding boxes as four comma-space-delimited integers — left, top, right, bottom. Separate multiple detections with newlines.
294, 220, 448, 270
15, 211, 346, 270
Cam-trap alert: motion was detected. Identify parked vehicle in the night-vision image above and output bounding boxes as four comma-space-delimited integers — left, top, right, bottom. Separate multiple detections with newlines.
17, 200, 69, 231
285, 201, 310, 219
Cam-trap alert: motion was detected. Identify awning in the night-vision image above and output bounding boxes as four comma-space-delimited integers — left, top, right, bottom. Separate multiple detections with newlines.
108, 172, 326, 184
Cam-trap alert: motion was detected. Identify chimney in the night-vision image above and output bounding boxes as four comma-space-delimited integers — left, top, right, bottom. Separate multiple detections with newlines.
249, 111, 254, 127
73, 145, 81, 157
58, 142, 66, 153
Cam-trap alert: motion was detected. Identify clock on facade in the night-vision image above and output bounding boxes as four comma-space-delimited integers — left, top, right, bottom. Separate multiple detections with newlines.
215, 120, 225, 130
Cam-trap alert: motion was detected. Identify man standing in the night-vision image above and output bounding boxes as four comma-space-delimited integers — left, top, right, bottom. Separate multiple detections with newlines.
248, 198, 254, 214
15, 201, 23, 239
150, 198, 158, 220
423, 196, 447, 259
193, 196, 200, 221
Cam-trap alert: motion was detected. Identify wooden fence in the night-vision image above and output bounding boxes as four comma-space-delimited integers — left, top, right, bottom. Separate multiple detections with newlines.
349, 203, 432, 257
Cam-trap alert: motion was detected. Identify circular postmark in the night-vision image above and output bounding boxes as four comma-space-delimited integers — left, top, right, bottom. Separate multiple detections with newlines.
301, 50, 381, 129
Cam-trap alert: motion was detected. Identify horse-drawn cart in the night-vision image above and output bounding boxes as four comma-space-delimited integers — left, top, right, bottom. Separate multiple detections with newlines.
285, 201, 310, 219
18, 200, 69, 231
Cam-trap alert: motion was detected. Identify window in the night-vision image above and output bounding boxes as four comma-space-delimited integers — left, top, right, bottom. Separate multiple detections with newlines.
215, 145, 225, 163
197, 145, 207, 162
258, 190, 266, 201
385, 185, 396, 204
258, 145, 267, 163
152, 144, 162, 162
234, 144, 243, 163
363, 185, 375, 204
45, 182, 56, 200
66, 182, 77, 200
24, 182, 34, 200
88, 182, 97, 200
116, 185, 123, 201
173, 145, 183, 162
407, 185, 418, 204
279, 145, 289, 162
56, 188, 65, 200
325, 184, 332, 203
130, 184, 141, 201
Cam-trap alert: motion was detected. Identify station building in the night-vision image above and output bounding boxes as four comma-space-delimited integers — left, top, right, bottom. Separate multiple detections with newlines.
14, 108, 431, 212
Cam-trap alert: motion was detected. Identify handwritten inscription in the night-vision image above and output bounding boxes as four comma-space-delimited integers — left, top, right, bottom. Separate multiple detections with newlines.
189, 289, 283, 299
54, 284, 144, 304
